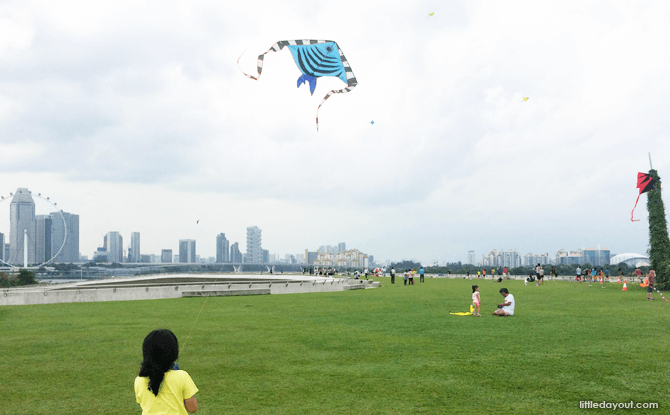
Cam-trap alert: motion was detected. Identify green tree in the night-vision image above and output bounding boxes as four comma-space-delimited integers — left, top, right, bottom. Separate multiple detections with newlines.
0, 271, 11, 287
647, 169, 670, 286
17, 269, 36, 286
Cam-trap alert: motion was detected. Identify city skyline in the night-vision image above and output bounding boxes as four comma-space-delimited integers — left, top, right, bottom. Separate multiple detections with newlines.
0, 188, 652, 265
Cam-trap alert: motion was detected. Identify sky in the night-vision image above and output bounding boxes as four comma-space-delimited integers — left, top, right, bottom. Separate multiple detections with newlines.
1, 0, 669, 264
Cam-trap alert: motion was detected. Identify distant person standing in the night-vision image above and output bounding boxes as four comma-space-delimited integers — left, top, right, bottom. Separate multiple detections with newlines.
503, 267, 508, 278
483, 269, 486, 279
403, 270, 409, 285
467, 270, 471, 279
419, 267, 425, 283
647, 270, 656, 300
472, 285, 481, 317
477, 270, 481, 279
576, 266, 582, 282
390, 267, 396, 284
409, 269, 415, 285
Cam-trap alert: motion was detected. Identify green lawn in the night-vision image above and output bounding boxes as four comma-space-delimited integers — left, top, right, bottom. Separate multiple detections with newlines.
1, 278, 669, 414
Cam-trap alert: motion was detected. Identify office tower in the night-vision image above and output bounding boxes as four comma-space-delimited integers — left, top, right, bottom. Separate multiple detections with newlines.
582, 247, 610, 267
305, 249, 318, 265
338, 242, 346, 253
179, 239, 196, 263
129, 232, 140, 263
35, 215, 52, 264
467, 250, 475, 265
9, 188, 36, 264
51, 212, 80, 263
262, 249, 269, 263
0, 232, 4, 262
106, 231, 124, 263
161, 249, 172, 263
3, 244, 9, 262
246, 226, 262, 263
230, 242, 242, 263
216, 233, 230, 263
173, 254, 179, 263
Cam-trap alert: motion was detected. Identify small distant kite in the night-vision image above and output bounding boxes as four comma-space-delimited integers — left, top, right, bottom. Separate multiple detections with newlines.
238, 40, 358, 131
631, 172, 657, 222
521, 97, 529, 102
196, 220, 200, 224
370, 120, 374, 125
428, 12, 435, 16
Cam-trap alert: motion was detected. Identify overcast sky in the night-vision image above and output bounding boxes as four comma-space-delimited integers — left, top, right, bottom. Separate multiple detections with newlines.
1, 0, 668, 264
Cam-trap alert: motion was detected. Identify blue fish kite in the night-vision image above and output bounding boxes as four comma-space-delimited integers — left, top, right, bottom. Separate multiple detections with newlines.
238, 40, 358, 131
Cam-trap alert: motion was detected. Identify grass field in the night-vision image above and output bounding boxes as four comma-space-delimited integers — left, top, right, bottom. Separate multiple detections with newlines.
2, 278, 669, 414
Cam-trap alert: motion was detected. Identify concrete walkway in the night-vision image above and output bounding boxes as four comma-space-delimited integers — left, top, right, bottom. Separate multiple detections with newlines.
1, 273, 380, 306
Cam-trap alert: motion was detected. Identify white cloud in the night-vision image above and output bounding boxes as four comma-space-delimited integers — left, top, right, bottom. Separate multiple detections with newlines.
0, 0, 667, 262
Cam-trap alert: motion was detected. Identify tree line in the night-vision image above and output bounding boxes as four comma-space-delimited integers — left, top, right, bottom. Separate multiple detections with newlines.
0, 269, 37, 288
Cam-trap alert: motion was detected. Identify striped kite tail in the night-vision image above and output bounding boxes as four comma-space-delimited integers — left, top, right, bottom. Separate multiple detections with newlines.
237, 42, 286, 81
315, 46, 358, 132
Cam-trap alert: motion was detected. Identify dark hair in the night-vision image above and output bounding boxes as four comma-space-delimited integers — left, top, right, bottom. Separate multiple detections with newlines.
472, 285, 478, 293
499, 288, 509, 294
139, 329, 179, 397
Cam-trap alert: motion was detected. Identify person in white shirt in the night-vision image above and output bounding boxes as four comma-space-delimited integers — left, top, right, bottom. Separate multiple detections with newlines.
493, 288, 515, 316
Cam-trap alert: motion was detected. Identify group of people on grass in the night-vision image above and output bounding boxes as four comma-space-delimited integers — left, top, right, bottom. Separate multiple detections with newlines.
471, 285, 515, 317
574, 266, 615, 285
388, 267, 426, 285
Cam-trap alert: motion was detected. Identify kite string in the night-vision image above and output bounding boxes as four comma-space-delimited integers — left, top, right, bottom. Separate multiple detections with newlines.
181, 296, 209, 356
631, 193, 642, 222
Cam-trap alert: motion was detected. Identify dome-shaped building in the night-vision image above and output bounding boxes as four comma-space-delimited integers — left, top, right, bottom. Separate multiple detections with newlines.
610, 253, 650, 267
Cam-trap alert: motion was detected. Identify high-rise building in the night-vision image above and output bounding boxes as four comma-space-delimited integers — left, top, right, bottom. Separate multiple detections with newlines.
582, 248, 610, 267
3, 244, 9, 262
51, 212, 79, 263
230, 242, 242, 263
9, 188, 36, 265
179, 239, 196, 263
106, 232, 124, 263
216, 233, 230, 263
304, 249, 318, 265
0, 232, 4, 262
338, 242, 346, 253
161, 249, 172, 263
35, 215, 52, 264
467, 250, 475, 265
262, 249, 269, 263
129, 232, 141, 263
246, 226, 262, 263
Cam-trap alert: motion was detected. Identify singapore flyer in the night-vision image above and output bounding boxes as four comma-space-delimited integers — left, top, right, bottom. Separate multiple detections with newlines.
0, 188, 68, 269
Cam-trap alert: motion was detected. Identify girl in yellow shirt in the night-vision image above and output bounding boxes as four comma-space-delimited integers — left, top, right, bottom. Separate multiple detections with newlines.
135, 329, 199, 414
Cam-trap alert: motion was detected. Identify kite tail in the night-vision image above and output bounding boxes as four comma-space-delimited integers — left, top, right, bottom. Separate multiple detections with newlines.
237, 42, 286, 81
631, 194, 642, 222
315, 47, 358, 132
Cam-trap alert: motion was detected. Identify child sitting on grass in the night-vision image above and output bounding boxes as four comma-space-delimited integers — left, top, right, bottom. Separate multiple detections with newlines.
135, 329, 199, 414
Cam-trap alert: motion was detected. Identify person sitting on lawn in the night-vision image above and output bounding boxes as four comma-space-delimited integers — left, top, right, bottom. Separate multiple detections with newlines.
135, 329, 199, 414
493, 288, 515, 316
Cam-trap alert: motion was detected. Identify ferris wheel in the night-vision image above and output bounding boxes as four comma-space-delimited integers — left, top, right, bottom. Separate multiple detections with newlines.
0, 189, 68, 269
